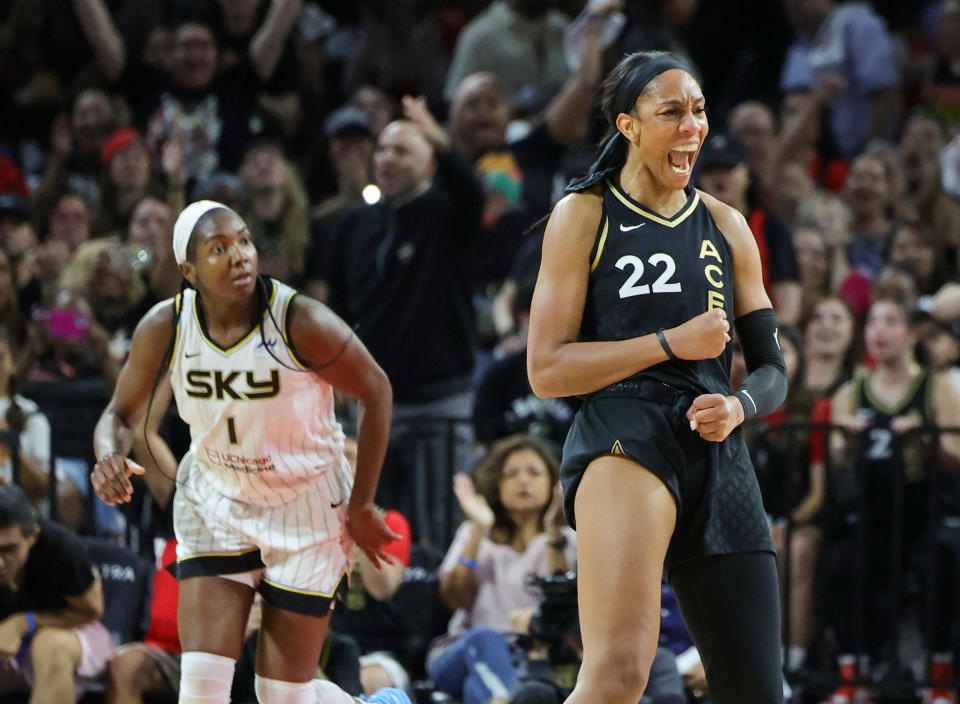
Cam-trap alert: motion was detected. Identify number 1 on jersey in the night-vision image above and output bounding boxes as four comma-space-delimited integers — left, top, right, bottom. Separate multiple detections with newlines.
227, 417, 238, 444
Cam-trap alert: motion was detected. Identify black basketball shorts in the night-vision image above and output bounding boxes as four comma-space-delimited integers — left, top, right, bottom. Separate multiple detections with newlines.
559, 382, 774, 574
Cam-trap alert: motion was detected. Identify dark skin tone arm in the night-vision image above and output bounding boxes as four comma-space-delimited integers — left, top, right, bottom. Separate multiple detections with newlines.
526, 190, 731, 399
91, 301, 174, 505
131, 377, 177, 509
283, 295, 399, 568
686, 192, 776, 442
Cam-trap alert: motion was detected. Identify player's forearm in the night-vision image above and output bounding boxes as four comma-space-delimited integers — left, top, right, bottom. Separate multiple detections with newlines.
93, 407, 136, 460
132, 429, 176, 508
349, 374, 392, 508
528, 335, 669, 398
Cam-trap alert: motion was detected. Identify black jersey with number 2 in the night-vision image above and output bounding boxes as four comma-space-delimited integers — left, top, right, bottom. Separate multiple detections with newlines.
580, 181, 734, 396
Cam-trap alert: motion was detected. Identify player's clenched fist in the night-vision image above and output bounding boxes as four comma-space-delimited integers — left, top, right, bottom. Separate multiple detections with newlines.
685, 393, 745, 442
90, 453, 145, 506
664, 309, 731, 360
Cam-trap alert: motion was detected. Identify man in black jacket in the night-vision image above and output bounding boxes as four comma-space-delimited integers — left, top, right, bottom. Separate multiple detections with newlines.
0, 485, 112, 702
326, 96, 485, 546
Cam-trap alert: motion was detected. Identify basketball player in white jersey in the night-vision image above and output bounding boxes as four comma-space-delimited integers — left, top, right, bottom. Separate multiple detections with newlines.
90, 201, 410, 704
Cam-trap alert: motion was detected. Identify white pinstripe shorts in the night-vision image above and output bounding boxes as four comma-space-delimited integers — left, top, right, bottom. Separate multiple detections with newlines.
173, 456, 354, 615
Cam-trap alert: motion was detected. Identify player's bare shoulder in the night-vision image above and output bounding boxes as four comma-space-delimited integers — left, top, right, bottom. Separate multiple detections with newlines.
132, 298, 178, 344
546, 186, 604, 250
696, 190, 753, 246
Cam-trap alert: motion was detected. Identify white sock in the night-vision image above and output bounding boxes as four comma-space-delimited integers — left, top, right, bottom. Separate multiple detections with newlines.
786, 646, 806, 672
254, 674, 316, 703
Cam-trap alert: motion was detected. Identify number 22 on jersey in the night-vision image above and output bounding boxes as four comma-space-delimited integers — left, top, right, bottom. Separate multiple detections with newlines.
615, 252, 681, 298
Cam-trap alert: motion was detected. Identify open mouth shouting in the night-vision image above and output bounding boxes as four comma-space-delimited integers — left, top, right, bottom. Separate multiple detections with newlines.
668, 143, 699, 175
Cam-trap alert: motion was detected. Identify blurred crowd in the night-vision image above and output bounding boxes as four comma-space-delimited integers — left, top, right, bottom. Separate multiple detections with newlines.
4, 0, 960, 702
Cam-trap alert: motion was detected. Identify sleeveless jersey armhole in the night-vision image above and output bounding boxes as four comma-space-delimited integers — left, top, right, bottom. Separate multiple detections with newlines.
588, 207, 610, 274
281, 291, 311, 371
168, 293, 183, 371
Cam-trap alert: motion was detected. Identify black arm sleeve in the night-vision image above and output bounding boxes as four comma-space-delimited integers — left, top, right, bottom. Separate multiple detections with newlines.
733, 308, 788, 421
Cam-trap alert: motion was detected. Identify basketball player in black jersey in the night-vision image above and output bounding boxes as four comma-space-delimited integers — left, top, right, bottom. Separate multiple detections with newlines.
527, 52, 788, 704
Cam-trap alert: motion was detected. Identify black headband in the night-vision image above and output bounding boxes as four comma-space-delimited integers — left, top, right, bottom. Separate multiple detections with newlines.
612, 54, 691, 117
566, 53, 691, 194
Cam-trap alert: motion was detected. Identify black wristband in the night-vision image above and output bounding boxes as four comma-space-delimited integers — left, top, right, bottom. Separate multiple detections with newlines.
657, 328, 679, 361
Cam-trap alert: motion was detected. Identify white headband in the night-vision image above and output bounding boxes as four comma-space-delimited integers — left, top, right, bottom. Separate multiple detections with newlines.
172, 200, 235, 265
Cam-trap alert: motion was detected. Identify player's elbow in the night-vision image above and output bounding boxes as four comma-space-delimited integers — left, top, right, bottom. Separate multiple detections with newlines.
358, 364, 393, 407
527, 352, 560, 399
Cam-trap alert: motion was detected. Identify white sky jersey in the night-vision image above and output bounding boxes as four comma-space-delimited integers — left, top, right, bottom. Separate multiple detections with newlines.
169, 278, 351, 507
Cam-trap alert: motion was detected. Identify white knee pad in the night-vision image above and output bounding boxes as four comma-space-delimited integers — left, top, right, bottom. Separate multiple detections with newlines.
179, 651, 236, 704
255, 674, 324, 704
311, 679, 357, 703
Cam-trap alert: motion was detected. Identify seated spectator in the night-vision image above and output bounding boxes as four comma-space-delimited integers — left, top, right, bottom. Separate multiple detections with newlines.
871, 264, 920, 312
773, 87, 850, 203
899, 110, 960, 265
696, 133, 802, 325
824, 297, 960, 703
615, 0, 697, 66
914, 310, 960, 372
0, 485, 113, 702
27, 291, 120, 390
304, 107, 376, 302
793, 226, 839, 322
126, 196, 181, 302
925, 0, 960, 127
105, 537, 180, 704
0, 249, 30, 371
0, 195, 43, 317
314, 107, 376, 222
45, 191, 93, 259
444, 0, 572, 108
729, 100, 778, 205
191, 171, 249, 214
341, 1, 450, 111
793, 191, 871, 315
31, 88, 119, 222
779, 0, 900, 160
93, 128, 165, 238
350, 85, 397, 138
448, 21, 603, 296
325, 98, 484, 544
75, 0, 298, 180
842, 153, 897, 280
237, 140, 310, 283
57, 238, 151, 345
0, 327, 51, 506
888, 221, 953, 297
428, 434, 575, 704
27, 191, 97, 305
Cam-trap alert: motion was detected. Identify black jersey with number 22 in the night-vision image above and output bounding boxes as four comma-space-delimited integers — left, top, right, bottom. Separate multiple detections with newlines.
580, 181, 734, 396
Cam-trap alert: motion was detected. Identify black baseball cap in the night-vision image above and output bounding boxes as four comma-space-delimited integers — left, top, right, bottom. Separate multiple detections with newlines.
0, 193, 29, 222
697, 133, 747, 170
324, 106, 374, 139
